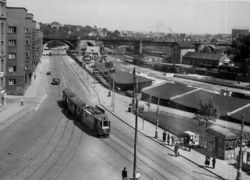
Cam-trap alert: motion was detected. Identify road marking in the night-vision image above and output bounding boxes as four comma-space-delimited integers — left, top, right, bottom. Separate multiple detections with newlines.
34, 94, 48, 111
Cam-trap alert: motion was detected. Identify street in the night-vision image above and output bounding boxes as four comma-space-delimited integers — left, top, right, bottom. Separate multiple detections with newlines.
0, 52, 223, 180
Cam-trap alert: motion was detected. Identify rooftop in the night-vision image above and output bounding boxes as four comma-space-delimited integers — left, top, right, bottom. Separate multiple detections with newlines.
111, 70, 152, 84
183, 52, 226, 61
208, 125, 236, 139
142, 82, 195, 100
172, 89, 250, 116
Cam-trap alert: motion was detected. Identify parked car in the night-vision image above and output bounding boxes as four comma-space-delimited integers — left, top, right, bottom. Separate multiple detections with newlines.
46, 71, 51, 75
51, 77, 60, 85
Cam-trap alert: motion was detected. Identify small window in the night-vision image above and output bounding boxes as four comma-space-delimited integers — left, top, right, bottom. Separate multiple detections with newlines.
8, 66, 16, 72
8, 79, 16, 85
25, 40, 29, 45
8, 40, 16, 47
25, 28, 29, 33
8, 26, 17, 33
8, 53, 16, 59
100, 121, 102, 126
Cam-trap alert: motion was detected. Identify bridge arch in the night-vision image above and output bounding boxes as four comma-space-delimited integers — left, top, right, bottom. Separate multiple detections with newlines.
43, 39, 76, 49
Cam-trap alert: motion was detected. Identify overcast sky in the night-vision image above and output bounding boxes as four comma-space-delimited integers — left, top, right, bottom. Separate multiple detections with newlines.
7, 0, 250, 34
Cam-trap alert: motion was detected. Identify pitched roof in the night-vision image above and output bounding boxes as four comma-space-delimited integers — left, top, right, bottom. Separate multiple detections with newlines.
183, 52, 226, 61
208, 125, 236, 139
229, 105, 250, 124
175, 41, 196, 49
111, 70, 152, 84
141, 82, 196, 100
172, 89, 250, 115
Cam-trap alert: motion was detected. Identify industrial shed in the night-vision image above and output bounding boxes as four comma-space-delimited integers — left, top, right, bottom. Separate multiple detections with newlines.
141, 82, 196, 106
171, 89, 250, 118
110, 70, 152, 92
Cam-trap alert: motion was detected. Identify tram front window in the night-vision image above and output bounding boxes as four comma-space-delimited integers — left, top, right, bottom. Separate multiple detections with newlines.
102, 121, 109, 129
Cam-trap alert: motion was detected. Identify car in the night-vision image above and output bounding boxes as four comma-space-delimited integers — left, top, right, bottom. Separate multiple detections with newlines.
46, 71, 51, 75
51, 77, 60, 85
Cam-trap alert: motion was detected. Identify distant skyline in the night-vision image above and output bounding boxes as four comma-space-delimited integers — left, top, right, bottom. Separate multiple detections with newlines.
7, 0, 250, 34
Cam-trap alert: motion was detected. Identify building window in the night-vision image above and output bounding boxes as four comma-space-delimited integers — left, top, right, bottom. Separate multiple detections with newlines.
8, 53, 16, 59
8, 26, 17, 33
8, 79, 16, 85
8, 66, 16, 72
1, 23, 4, 34
25, 53, 29, 58
25, 28, 29, 33
8, 40, 16, 47
1, 59, 4, 72
25, 40, 29, 45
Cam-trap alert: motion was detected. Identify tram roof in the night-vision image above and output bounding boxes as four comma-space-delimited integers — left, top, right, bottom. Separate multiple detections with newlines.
63, 88, 76, 97
69, 96, 86, 107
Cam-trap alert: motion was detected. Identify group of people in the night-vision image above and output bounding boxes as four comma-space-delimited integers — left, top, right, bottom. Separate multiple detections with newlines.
162, 130, 175, 145
205, 156, 216, 169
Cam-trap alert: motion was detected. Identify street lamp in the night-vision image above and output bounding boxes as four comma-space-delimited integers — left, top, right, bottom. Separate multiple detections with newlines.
236, 114, 245, 180
132, 68, 138, 180
154, 97, 160, 139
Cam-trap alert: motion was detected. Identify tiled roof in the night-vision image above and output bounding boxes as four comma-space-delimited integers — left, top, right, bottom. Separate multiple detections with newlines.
141, 82, 196, 100
172, 89, 250, 115
176, 41, 196, 49
183, 52, 225, 61
111, 70, 152, 84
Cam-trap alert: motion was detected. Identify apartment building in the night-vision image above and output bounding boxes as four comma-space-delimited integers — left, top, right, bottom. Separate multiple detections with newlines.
0, 0, 7, 102
5, 7, 27, 95
5, 6, 43, 95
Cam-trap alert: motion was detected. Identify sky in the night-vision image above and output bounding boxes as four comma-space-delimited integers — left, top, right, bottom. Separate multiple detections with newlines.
6, 0, 250, 34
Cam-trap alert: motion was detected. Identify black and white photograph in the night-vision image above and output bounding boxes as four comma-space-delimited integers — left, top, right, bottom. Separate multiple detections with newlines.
0, 0, 250, 179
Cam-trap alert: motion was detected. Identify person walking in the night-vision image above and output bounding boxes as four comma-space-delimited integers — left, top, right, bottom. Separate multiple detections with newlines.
162, 131, 166, 143
167, 133, 170, 145
171, 135, 175, 146
122, 167, 127, 180
212, 157, 216, 169
205, 156, 210, 167
174, 142, 179, 157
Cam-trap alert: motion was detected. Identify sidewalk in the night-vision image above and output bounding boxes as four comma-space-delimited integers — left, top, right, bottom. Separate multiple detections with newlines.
68, 56, 250, 180
0, 56, 50, 128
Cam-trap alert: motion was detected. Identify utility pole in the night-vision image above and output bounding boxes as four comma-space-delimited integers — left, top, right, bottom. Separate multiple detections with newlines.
132, 67, 138, 180
236, 114, 245, 180
111, 79, 115, 111
154, 97, 160, 139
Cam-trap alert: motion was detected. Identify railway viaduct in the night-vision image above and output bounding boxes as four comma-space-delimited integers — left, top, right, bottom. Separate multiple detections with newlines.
43, 35, 231, 55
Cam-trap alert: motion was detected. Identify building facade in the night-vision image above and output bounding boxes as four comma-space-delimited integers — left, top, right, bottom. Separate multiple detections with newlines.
5, 7, 43, 95
0, 0, 7, 101
182, 52, 231, 68
171, 41, 196, 64
232, 28, 249, 40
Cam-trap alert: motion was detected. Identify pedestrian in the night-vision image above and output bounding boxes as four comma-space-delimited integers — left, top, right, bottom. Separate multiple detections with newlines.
205, 156, 210, 167
212, 157, 216, 169
122, 167, 127, 180
187, 135, 191, 151
34, 74, 36, 79
174, 142, 179, 157
167, 133, 170, 145
162, 131, 166, 142
171, 135, 175, 146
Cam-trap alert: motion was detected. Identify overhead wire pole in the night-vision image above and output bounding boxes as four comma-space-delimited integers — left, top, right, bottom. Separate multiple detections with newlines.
154, 97, 160, 139
236, 113, 245, 180
132, 67, 138, 180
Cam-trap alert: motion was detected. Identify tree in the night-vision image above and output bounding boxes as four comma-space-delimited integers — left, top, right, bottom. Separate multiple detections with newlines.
229, 34, 250, 77
199, 98, 219, 148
